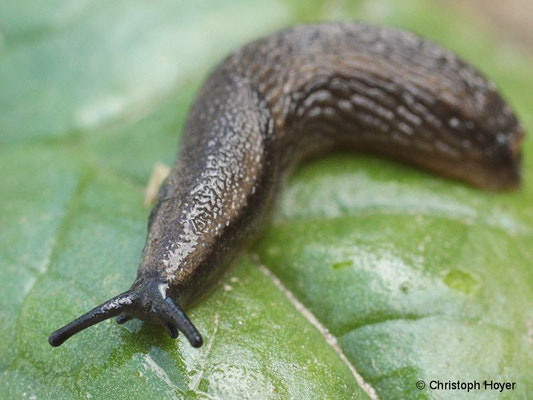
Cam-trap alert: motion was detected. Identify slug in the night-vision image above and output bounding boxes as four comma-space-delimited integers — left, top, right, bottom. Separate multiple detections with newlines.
49, 22, 524, 348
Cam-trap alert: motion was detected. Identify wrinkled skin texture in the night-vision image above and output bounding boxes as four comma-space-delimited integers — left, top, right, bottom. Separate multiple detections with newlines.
49, 22, 524, 348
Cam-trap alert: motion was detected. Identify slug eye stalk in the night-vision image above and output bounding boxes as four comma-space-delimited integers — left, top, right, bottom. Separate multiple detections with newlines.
160, 297, 203, 347
48, 291, 138, 347
49, 288, 203, 348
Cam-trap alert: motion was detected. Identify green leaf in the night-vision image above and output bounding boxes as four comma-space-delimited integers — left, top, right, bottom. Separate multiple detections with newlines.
1, 0, 532, 398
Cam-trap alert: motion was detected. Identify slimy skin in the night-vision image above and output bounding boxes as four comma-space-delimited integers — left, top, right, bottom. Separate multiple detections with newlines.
49, 22, 524, 348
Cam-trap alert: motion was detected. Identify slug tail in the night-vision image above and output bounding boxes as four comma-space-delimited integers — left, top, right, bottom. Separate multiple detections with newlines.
49, 291, 138, 347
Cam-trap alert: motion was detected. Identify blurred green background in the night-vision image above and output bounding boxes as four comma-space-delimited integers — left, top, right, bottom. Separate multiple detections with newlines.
1, 0, 532, 399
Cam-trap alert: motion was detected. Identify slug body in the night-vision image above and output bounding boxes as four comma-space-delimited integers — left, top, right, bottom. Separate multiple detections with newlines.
49, 23, 524, 348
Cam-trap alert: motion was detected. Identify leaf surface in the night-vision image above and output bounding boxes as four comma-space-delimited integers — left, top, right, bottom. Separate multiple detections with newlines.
1, 0, 532, 398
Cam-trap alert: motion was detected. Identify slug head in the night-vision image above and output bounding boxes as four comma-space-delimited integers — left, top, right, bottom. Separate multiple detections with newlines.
48, 278, 203, 348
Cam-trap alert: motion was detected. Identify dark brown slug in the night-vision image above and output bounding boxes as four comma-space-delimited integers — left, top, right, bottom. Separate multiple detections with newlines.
49, 22, 524, 348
